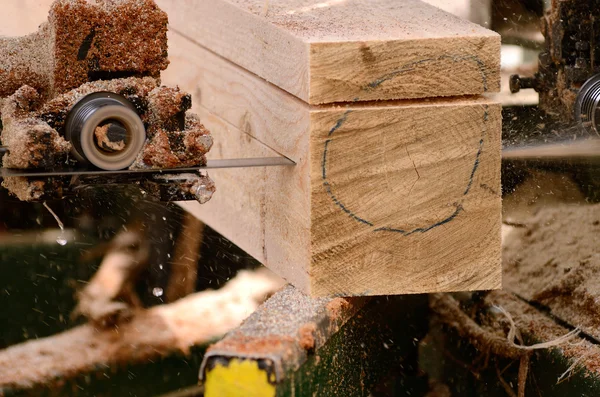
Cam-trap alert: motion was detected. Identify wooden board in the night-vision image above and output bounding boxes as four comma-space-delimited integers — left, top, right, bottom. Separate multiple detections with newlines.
163, 31, 502, 296
167, 30, 313, 292
156, 0, 500, 104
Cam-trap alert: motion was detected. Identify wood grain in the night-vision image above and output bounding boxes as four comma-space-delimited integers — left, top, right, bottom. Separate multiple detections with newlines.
310, 100, 502, 295
164, 31, 312, 291
155, 0, 500, 104
164, 31, 502, 296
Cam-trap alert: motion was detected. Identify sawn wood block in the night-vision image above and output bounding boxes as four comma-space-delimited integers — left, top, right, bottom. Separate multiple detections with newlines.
159, 0, 502, 296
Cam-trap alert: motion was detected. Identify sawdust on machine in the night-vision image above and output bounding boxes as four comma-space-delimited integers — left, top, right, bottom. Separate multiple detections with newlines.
1, 76, 214, 200
204, 285, 368, 378
0, 0, 168, 99
0, 0, 216, 203
298, 322, 317, 351
94, 123, 126, 152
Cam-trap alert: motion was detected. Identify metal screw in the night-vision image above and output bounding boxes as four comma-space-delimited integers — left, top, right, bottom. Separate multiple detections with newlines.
194, 183, 213, 204
509, 75, 537, 93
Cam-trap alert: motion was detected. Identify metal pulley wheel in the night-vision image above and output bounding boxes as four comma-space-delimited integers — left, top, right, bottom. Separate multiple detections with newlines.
575, 74, 600, 136
65, 92, 146, 170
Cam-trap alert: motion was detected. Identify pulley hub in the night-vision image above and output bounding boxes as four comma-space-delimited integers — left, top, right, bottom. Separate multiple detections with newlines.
65, 92, 146, 170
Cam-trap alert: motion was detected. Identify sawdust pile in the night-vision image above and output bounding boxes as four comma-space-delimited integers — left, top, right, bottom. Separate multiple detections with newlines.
503, 203, 600, 339
0, 0, 168, 99
1, 77, 213, 200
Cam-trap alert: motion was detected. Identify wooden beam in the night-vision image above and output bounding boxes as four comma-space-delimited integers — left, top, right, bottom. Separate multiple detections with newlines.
156, 0, 499, 104
163, 31, 502, 296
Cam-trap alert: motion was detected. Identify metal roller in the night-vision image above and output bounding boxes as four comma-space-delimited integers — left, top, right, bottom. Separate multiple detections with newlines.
575, 74, 600, 136
65, 92, 146, 170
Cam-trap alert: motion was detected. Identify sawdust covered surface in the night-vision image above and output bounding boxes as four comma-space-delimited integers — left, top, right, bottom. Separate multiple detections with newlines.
0, 85, 72, 170
0, 27, 53, 98
298, 322, 317, 351
0, 0, 168, 99
326, 297, 353, 321
503, 203, 600, 338
211, 335, 297, 357
228, 0, 493, 42
50, 0, 169, 95
37, 76, 159, 131
209, 286, 366, 359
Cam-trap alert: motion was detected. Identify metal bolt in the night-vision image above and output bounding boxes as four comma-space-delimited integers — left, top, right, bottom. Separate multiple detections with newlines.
538, 52, 552, 67
194, 183, 213, 204
509, 75, 537, 93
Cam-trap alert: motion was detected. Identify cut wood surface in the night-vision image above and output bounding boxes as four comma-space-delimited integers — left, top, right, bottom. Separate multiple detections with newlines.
165, 31, 502, 296
0, 269, 284, 391
156, 0, 500, 104
309, 99, 501, 295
